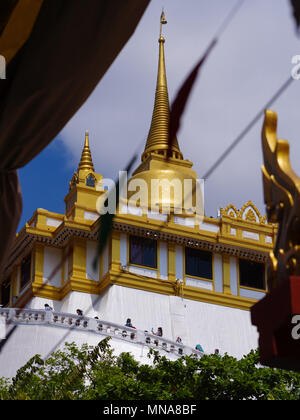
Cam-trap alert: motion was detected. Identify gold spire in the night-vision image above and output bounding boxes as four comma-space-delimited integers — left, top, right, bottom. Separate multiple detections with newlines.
78, 131, 95, 171
142, 12, 183, 161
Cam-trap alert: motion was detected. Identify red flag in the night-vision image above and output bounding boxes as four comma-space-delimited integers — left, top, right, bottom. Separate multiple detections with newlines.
168, 38, 217, 157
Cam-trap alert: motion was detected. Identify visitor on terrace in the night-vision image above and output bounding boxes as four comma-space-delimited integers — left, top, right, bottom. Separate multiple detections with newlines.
152, 327, 163, 337
195, 344, 204, 352
125, 318, 136, 328
214, 348, 221, 357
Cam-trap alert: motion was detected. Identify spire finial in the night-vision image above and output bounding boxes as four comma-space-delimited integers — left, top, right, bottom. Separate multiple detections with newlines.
78, 131, 95, 171
85, 130, 89, 146
159, 9, 167, 40
142, 11, 183, 161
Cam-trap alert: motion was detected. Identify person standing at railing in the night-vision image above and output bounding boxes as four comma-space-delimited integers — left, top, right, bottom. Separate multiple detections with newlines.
44, 304, 53, 323
151, 327, 163, 347
195, 344, 204, 352
125, 318, 135, 328
75, 309, 84, 326
125, 318, 136, 339
151, 327, 163, 337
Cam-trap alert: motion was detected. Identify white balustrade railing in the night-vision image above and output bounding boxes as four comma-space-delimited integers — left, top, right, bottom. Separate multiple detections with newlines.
0, 308, 204, 359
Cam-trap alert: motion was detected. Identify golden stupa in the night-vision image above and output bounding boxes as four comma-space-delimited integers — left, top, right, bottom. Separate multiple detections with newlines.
128, 12, 201, 216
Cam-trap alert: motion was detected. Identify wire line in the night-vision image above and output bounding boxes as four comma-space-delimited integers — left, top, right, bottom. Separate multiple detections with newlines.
202, 76, 294, 180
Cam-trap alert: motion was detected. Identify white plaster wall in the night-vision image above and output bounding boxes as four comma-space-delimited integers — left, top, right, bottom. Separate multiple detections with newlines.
185, 278, 213, 291
46, 218, 62, 227
25, 292, 104, 318
184, 298, 258, 357
242, 231, 259, 241
84, 285, 258, 358
60, 291, 101, 317
159, 241, 168, 280
3, 285, 260, 377
230, 257, 238, 296
174, 217, 195, 227
214, 253, 223, 293
199, 222, 219, 233
96, 286, 173, 338
147, 211, 167, 221
120, 233, 127, 267
63, 255, 68, 285
102, 241, 109, 277
128, 266, 157, 279
43, 247, 62, 288
0, 285, 258, 376
84, 211, 99, 221
239, 288, 265, 300
175, 245, 183, 281
26, 296, 57, 311
169, 295, 187, 344
86, 241, 99, 281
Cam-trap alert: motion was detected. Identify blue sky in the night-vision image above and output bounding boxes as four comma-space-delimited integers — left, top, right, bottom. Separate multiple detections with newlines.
18, 136, 72, 231
18, 0, 300, 230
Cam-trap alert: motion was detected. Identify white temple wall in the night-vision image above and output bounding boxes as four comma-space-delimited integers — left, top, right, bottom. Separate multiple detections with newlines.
86, 240, 99, 281
230, 257, 238, 296
100, 285, 258, 358
159, 241, 168, 280
175, 245, 183, 280
43, 247, 62, 288
120, 233, 127, 268
214, 253, 223, 293
102, 240, 109, 276
25, 286, 259, 359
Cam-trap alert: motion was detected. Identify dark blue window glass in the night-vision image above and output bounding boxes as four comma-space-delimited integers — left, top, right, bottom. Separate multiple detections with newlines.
239, 259, 265, 290
1, 278, 10, 306
129, 236, 157, 269
185, 247, 212, 279
20, 254, 31, 289
86, 174, 95, 187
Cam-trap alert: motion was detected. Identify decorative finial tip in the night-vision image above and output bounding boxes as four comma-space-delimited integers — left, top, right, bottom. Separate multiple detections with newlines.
84, 130, 89, 146
159, 9, 167, 39
160, 10, 167, 25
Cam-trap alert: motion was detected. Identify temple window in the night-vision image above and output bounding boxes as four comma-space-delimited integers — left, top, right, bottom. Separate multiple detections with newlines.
239, 259, 266, 290
1, 278, 11, 306
129, 235, 157, 269
20, 254, 31, 289
86, 174, 95, 187
185, 247, 213, 280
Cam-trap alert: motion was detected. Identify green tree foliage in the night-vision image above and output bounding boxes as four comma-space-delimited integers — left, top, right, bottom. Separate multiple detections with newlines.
0, 338, 299, 400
